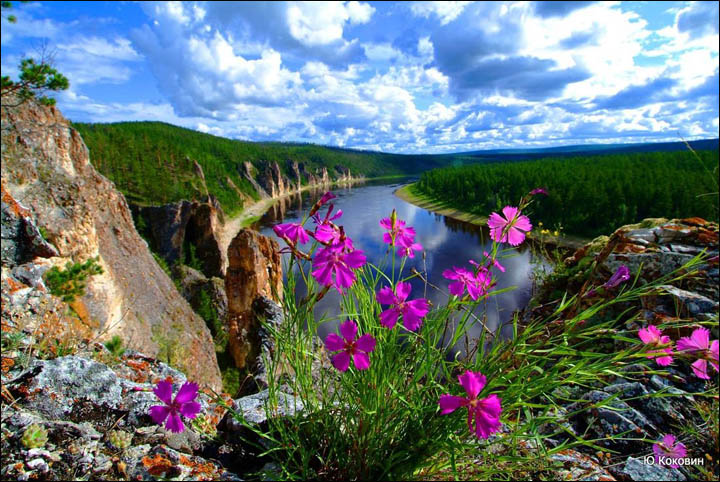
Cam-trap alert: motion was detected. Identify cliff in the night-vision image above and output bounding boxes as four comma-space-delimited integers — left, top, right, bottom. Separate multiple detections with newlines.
1, 99, 222, 390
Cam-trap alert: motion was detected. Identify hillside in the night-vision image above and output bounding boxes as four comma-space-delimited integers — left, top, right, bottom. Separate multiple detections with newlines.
73, 121, 719, 219
73, 121, 442, 215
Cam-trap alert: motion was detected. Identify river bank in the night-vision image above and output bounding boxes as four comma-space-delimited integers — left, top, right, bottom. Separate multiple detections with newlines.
394, 182, 588, 250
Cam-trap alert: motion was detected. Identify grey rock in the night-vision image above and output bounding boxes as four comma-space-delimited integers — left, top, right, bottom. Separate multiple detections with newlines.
21, 356, 124, 419
618, 456, 686, 481
226, 389, 303, 428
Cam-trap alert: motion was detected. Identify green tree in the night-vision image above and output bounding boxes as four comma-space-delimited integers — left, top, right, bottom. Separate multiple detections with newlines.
1, 57, 69, 106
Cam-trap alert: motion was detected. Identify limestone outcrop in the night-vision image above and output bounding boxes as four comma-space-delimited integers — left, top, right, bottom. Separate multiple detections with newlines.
224, 229, 282, 372
1, 99, 222, 390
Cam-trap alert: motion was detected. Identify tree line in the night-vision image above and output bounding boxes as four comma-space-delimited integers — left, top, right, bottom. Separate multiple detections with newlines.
416, 149, 719, 238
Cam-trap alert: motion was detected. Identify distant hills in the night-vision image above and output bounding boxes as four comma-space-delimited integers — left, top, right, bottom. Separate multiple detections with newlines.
72, 120, 717, 214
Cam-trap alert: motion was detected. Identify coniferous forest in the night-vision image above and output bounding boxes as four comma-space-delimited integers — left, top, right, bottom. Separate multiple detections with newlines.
416, 149, 719, 237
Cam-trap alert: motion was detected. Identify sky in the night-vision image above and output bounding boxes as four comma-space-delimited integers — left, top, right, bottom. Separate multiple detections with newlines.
1, 1, 718, 154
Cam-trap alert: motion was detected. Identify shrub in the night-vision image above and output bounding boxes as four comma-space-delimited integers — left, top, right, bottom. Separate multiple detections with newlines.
44, 257, 103, 302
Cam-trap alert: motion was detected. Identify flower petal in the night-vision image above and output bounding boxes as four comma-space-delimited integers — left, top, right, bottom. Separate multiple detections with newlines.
353, 351, 371, 370
458, 370, 486, 399
325, 333, 345, 352
380, 307, 401, 329
165, 412, 185, 433
501, 206, 519, 223
355, 333, 376, 353
332, 351, 351, 372
487, 212, 506, 229
174, 382, 199, 404
339, 320, 358, 342
180, 401, 202, 419
392, 282, 409, 301
153, 380, 174, 405
506, 227, 526, 246
150, 405, 170, 425
376, 286, 396, 305
513, 214, 532, 232
438, 394, 466, 415
691, 359, 710, 379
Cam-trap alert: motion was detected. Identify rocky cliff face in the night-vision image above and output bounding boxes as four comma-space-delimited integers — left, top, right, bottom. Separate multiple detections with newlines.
224, 229, 282, 373
1, 100, 222, 390
135, 199, 226, 279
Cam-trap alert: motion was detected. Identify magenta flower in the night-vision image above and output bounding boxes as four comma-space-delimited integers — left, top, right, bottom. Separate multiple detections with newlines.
324, 320, 376, 372
149, 381, 202, 433
530, 188, 548, 196
487, 206, 532, 246
638, 325, 673, 366
483, 252, 505, 273
653, 434, 687, 468
438, 370, 502, 439
273, 222, 309, 245
605, 265, 630, 289
380, 217, 417, 247
376, 282, 430, 332
677, 327, 719, 380
398, 242, 423, 259
442, 266, 491, 300
311, 245, 366, 293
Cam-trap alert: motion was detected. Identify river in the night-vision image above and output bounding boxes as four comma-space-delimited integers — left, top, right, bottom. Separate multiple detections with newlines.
251, 179, 547, 351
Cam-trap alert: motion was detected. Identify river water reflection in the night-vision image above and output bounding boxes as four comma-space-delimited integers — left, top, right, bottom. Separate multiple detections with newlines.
253, 179, 545, 351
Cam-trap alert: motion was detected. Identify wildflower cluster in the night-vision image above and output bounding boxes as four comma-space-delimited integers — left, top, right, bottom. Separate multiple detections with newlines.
638, 325, 719, 379
269, 191, 546, 441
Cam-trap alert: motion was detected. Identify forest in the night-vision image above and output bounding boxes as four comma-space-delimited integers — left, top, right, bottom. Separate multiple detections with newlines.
415, 149, 719, 238
73, 121, 450, 214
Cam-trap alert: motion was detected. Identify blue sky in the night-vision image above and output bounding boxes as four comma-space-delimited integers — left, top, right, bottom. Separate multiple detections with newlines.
1, 1, 718, 153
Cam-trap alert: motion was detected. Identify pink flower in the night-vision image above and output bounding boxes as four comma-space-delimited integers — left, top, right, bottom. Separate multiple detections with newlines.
653, 434, 687, 468
487, 206, 532, 246
376, 282, 430, 332
530, 188, 548, 196
311, 245, 366, 293
312, 205, 343, 244
638, 325, 673, 366
442, 266, 491, 300
273, 222, 309, 245
324, 320, 376, 372
398, 242, 423, 259
677, 327, 719, 380
380, 216, 417, 247
438, 370, 502, 439
149, 381, 202, 433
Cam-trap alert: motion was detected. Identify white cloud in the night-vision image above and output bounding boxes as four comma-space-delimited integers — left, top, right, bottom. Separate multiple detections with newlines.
410, 1, 471, 25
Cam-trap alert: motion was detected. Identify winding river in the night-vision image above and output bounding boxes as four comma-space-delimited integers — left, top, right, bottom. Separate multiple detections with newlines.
251, 179, 547, 349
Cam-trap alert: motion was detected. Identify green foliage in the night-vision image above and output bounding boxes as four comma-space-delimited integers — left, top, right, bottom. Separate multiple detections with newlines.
151, 324, 185, 370
44, 257, 104, 302
1, 58, 69, 106
417, 149, 719, 237
103, 335, 125, 358
21, 424, 48, 449
183, 242, 203, 272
